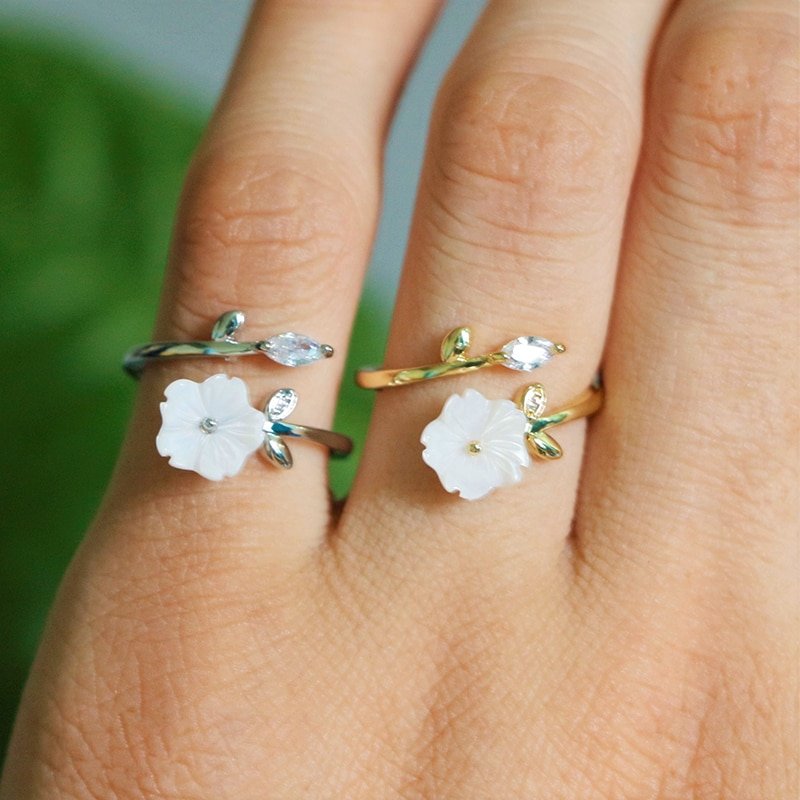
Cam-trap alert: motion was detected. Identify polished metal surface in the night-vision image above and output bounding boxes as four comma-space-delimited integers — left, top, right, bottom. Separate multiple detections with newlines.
124, 310, 334, 377
519, 377, 604, 460
260, 387, 352, 469
356, 326, 565, 389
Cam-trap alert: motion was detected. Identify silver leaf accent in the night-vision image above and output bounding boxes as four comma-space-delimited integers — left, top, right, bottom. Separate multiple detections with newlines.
210, 310, 246, 342
263, 433, 293, 469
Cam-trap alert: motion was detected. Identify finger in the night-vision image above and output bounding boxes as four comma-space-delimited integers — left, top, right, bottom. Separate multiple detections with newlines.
344, 0, 669, 566
102, 0, 440, 553
576, 1, 798, 589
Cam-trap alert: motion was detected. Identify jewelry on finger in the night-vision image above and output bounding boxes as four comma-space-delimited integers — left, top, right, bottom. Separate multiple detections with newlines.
124, 310, 334, 377
519, 379, 603, 460
355, 326, 565, 389
156, 374, 352, 481
420, 379, 603, 501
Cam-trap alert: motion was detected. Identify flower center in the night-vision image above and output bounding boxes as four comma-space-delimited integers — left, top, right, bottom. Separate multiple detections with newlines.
199, 417, 218, 434
467, 440, 482, 455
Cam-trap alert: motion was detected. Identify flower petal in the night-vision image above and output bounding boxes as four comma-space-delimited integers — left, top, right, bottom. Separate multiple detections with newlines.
192, 434, 228, 481
449, 452, 502, 501
482, 436, 531, 469
156, 425, 205, 471
482, 400, 528, 441
421, 436, 469, 475
420, 417, 465, 451
420, 389, 530, 501
194, 434, 249, 481
486, 448, 527, 486
198, 374, 253, 422
160, 379, 207, 426
441, 389, 491, 441
220, 405, 267, 449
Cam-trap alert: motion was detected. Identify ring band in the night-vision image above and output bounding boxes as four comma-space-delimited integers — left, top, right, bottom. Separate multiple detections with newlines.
267, 420, 353, 460
356, 326, 565, 389
124, 310, 334, 377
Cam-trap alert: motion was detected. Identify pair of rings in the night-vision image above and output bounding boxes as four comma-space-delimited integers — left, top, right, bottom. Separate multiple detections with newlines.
125, 311, 602, 499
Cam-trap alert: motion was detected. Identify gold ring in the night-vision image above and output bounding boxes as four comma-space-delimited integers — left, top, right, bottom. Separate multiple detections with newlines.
356, 326, 566, 389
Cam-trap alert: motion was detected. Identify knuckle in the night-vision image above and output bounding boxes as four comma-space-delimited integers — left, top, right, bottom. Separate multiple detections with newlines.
430, 61, 636, 235
171, 148, 365, 329
675, 643, 794, 799
566, 602, 791, 800
654, 9, 799, 218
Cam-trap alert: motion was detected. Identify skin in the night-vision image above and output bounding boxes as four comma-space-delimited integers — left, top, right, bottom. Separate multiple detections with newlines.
1, 0, 797, 797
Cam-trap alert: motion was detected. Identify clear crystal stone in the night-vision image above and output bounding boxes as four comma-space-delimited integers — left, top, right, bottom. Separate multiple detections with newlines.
266, 388, 298, 421
263, 332, 325, 367
501, 336, 557, 371
199, 417, 218, 433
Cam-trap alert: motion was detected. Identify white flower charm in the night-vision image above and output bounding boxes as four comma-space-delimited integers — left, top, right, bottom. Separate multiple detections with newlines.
420, 389, 531, 501
156, 374, 265, 481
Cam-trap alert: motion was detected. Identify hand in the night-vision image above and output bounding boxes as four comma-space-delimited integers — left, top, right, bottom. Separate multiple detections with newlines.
2, 1, 797, 797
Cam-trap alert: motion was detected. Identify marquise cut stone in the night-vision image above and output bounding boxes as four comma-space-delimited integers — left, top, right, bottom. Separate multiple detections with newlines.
501, 336, 557, 371
263, 333, 325, 367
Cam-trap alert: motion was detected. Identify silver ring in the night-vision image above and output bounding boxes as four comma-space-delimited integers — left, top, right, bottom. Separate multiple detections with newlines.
124, 310, 334, 377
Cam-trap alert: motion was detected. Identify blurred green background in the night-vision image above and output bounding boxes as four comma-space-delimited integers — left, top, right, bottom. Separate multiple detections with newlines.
0, 28, 386, 756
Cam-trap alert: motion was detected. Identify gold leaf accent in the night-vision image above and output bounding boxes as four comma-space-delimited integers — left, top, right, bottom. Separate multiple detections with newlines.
527, 430, 563, 460
440, 327, 471, 362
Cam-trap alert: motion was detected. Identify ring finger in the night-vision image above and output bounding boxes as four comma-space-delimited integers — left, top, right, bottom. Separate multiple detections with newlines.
345, 0, 669, 569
